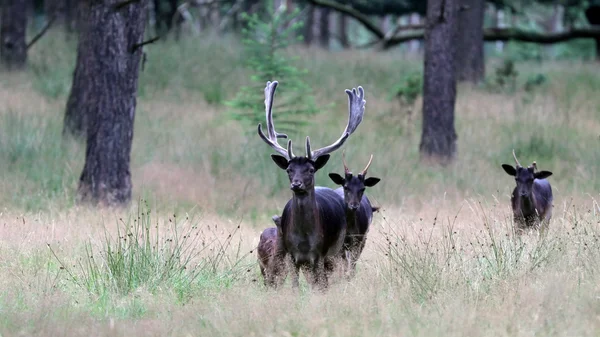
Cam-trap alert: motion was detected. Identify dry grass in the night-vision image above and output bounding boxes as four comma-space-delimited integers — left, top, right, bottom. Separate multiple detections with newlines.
1, 32, 600, 336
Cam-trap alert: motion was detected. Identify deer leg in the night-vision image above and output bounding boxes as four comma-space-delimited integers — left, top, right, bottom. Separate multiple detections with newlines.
291, 262, 300, 289
312, 258, 328, 291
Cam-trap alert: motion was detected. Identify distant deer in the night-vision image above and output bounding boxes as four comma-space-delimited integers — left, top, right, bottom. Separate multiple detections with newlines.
501, 150, 553, 232
328, 152, 380, 279
258, 80, 366, 290
257, 216, 285, 286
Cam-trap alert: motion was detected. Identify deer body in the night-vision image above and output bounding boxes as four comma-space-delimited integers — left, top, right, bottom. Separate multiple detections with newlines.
502, 150, 553, 232
329, 153, 381, 278
510, 177, 553, 228
257, 227, 278, 285
258, 80, 366, 289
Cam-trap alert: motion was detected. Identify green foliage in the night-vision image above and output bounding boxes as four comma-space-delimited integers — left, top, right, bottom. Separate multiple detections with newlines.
225, 0, 319, 135
493, 59, 519, 92
389, 71, 423, 106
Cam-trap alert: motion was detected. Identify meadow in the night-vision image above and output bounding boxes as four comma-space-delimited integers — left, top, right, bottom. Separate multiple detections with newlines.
1, 31, 600, 336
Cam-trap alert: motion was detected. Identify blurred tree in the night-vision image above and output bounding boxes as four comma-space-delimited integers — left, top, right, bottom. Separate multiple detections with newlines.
420, 0, 459, 163
1, 0, 28, 69
304, 3, 315, 45
319, 7, 331, 48
153, 0, 178, 36
457, 0, 485, 83
226, 0, 319, 135
585, 4, 600, 60
65, 0, 149, 206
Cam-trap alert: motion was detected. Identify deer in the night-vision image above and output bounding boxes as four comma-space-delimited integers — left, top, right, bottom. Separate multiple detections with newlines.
328, 152, 381, 279
501, 150, 553, 233
258, 80, 366, 290
257, 216, 285, 286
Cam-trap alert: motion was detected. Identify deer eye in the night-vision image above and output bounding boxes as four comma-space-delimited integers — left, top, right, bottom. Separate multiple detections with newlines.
308, 168, 315, 174
286, 168, 292, 174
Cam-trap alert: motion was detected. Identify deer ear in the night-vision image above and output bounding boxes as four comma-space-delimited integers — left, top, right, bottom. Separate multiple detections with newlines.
364, 177, 381, 187
313, 154, 330, 171
271, 215, 282, 228
534, 170, 552, 180
271, 155, 289, 170
328, 173, 345, 185
502, 164, 516, 176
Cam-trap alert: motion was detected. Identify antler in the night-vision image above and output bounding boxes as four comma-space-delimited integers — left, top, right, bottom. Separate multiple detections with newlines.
257, 81, 293, 159
360, 154, 374, 176
306, 86, 366, 160
512, 149, 522, 168
342, 150, 350, 174
532, 161, 538, 171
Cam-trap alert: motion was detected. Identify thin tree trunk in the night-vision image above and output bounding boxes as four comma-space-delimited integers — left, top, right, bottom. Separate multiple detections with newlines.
456, 0, 485, 83
408, 13, 421, 53
304, 4, 314, 46
585, 5, 600, 61
67, 0, 148, 206
419, 0, 458, 163
338, 12, 349, 48
319, 7, 330, 48
1, 0, 28, 69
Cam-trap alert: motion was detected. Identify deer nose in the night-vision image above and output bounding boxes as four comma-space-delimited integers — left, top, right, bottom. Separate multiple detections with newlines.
349, 203, 360, 211
520, 192, 529, 197
291, 182, 303, 190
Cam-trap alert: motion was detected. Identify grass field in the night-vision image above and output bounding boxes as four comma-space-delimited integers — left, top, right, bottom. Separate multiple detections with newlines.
1, 31, 600, 336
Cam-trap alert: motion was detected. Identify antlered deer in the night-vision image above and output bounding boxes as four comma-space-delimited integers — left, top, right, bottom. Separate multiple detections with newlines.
258, 80, 366, 290
501, 150, 553, 232
328, 152, 380, 279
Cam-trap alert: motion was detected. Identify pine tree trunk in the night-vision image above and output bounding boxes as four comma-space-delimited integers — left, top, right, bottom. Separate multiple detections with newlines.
419, 0, 458, 163
68, 0, 148, 206
1, 0, 28, 69
304, 4, 314, 46
456, 0, 485, 83
585, 5, 600, 61
319, 7, 330, 48
338, 12, 349, 48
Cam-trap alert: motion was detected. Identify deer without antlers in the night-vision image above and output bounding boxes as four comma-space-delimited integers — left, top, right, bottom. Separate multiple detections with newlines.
328, 152, 381, 279
258, 80, 366, 290
501, 150, 554, 233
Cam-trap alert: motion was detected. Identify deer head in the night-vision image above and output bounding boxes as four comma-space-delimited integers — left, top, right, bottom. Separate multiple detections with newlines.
329, 152, 381, 211
502, 149, 552, 198
258, 81, 366, 195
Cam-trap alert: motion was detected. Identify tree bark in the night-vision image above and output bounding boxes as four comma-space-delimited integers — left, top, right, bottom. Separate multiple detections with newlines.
456, 0, 484, 83
1, 0, 28, 69
67, 0, 148, 206
585, 5, 600, 61
304, 4, 314, 46
338, 12, 349, 48
419, 0, 458, 163
319, 7, 330, 48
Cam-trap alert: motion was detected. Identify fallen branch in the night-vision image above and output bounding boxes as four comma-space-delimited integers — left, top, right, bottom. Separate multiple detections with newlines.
27, 15, 58, 50
130, 36, 160, 53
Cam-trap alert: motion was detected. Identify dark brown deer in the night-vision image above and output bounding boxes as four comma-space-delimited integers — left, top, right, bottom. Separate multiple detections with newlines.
501, 150, 553, 232
258, 80, 366, 290
257, 216, 284, 286
328, 152, 380, 279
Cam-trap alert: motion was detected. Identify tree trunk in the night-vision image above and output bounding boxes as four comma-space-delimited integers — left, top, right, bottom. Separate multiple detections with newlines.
456, 0, 484, 83
419, 0, 458, 163
338, 12, 349, 48
585, 5, 600, 61
1, 0, 28, 69
67, 0, 148, 206
319, 7, 330, 48
304, 4, 314, 46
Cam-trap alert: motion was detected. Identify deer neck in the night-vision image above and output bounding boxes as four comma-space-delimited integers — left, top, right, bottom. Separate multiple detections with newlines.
345, 208, 358, 232
291, 188, 320, 233
519, 193, 536, 215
